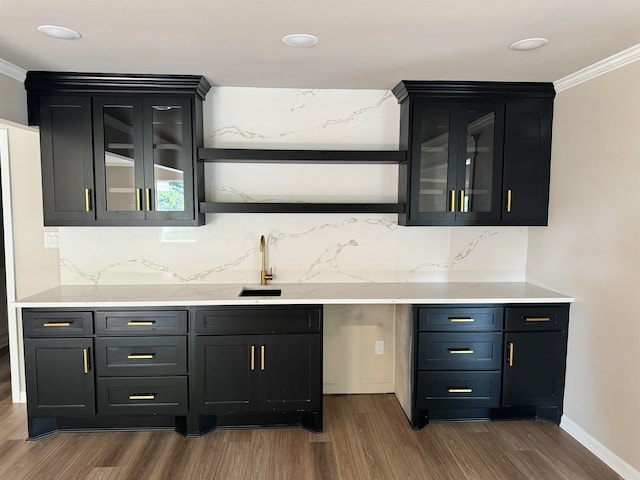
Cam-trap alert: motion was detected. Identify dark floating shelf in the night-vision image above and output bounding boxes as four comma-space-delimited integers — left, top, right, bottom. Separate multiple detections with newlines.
198, 148, 406, 164
200, 202, 404, 214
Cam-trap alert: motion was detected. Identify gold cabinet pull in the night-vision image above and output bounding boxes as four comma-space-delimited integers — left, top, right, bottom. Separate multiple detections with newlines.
127, 321, 155, 326
450, 190, 456, 212
145, 188, 152, 211
459, 190, 465, 212
508, 342, 514, 367
448, 388, 472, 393
129, 394, 156, 400
43, 322, 71, 327
127, 354, 154, 359
506, 189, 512, 213
83, 348, 89, 374
251, 345, 255, 371
448, 348, 474, 354
261, 345, 265, 371
449, 317, 475, 323
85, 188, 92, 212
525, 317, 551, 322
136, 188, 142, 211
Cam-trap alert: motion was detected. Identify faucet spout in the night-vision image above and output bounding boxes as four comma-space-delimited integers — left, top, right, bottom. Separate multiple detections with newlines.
260, 235, 273, 286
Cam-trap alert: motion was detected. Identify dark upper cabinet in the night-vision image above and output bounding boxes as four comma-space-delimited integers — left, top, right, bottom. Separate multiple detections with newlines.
25, 72, 210, 226
38, 96, 95, 224
393, 81, 555, 226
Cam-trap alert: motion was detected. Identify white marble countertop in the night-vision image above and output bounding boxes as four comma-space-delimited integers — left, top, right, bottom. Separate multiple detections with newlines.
15, 282, 573, 308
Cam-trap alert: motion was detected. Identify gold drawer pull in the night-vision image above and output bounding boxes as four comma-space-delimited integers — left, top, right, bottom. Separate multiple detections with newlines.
525, 317, 551, 322
450, 190, 456, 212
448, 349, 474, 354
127, 321, 155, 326
506, 189, 512, 213
448, 388, 472, 393
43, 322, 71, 327
261, 345, 265, 371
449, 318, 475, 323
459, 190, 465, 212
127, 354, 155, 359
85, 188, 92, 212
129, 394, 156, 400
508, 342, 514, 367
251, 346, 255, 371
145, 188, 152, 211
83, 348, 89, 374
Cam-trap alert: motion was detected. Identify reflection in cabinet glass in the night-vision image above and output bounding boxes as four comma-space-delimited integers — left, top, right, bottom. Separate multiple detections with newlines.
150, 104, 185, 213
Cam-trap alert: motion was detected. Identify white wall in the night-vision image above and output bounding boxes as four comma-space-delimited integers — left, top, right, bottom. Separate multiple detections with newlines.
0, 73, 27, 125
527, 61, 640, 473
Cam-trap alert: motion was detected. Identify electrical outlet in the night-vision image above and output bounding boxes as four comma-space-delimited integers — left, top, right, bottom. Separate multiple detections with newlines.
44, 231, 59, 249
375, 340, 384, 355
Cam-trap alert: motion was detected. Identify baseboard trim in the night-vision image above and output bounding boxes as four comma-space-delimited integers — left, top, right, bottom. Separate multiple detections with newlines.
561, 415, 640, 480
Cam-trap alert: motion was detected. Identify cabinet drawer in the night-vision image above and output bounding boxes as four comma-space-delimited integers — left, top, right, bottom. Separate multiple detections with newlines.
417, 332, 502, 371
416, 371, 501, 409
23, 310, 93, 337
95, 336, 187, 376
96, 310, 187, 335
418, 307, 503, 332
194, 306, 322, 335
505, 305, 569, 331
96, 376, 187, 415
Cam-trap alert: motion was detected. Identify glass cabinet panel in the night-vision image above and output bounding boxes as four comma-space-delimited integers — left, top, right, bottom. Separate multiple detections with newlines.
102, 104, 139, 212
150, 104, 185, 212
460, 108, 496, 213
417, 109, 452, 214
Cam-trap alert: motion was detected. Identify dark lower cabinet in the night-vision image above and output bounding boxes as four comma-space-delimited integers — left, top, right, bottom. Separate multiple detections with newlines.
25, 335, 97, 439
191, 306, 323, 435
24, 337, 96, 418
197, 335, 258, 414
412, 303, 569, 429
502, 331, 567, 408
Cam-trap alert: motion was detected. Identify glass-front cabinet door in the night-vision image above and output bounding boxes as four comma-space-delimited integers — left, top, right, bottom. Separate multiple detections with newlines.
142, 97, 194, 222
93, 96, 194, 223
409, 101, 504, 225
455, 103, 504, 223
93, 97, 145, 221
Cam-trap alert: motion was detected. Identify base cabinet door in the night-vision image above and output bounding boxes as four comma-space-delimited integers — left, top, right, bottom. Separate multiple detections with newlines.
258, 334, 322, 413
24, 337, 95, 416
502, 331, 568, 407
196, 335, 258, 414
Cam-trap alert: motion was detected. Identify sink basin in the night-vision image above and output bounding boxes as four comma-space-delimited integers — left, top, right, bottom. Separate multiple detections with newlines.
239, 287, 282, 297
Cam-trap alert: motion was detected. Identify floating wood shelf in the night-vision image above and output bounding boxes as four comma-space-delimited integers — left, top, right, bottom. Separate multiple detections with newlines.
200, 202, 404, 214
198, 148, 406, 164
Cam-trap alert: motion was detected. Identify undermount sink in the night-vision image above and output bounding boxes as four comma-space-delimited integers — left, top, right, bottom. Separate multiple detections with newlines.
239, 287, 282, 297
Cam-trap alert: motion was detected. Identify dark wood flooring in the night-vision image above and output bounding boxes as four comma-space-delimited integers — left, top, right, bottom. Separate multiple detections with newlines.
0, 348, 621, 479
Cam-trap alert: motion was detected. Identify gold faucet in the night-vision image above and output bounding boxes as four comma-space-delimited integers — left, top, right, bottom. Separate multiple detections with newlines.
260, 235, 274, 286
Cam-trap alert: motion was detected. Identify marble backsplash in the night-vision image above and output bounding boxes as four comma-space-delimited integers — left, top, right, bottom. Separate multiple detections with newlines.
57, 86, 528, 285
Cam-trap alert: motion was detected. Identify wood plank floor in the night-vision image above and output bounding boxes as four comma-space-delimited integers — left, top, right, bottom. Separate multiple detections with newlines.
0, 348, 621, 480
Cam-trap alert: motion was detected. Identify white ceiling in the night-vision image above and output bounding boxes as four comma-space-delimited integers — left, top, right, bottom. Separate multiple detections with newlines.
1, 0, 639, 89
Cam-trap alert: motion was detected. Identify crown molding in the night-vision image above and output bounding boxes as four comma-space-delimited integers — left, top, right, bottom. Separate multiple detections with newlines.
0, 58, 27, 83
555, 43, 640, 93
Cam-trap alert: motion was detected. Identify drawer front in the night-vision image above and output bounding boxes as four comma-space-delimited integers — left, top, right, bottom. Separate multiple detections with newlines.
417, 371, 501, 409
97, 376, 188, 415
96, 310, 187, 335
417, 332, 502, 371
418, 307, 503, 332
23, 310, 93, 337
194, 306, 322, 335
505, 304, 569, 331
95, 336, 187, 376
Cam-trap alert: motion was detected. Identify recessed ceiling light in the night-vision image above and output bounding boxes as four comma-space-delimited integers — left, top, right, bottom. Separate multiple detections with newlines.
509, 37, 548, 51
37, 25, 82, 40
282, 34, 318, 48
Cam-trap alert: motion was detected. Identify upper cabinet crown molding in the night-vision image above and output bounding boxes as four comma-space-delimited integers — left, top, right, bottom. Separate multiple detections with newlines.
25, 71, 212, 126
392, 81, 556, 103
